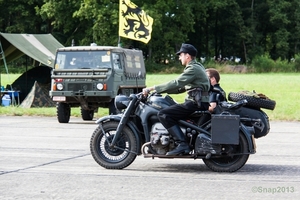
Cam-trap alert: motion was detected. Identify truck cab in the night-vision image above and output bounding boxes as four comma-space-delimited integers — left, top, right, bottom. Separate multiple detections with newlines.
49, 45, 146, 123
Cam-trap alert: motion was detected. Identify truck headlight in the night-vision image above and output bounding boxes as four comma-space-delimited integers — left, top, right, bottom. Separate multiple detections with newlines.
96, 83, 104, 90
56, 83, 64, 90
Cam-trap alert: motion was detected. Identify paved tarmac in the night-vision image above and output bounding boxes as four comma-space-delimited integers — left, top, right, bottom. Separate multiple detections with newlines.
0, 116, 299, 200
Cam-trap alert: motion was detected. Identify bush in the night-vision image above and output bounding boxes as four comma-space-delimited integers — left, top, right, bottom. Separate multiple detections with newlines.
294, 54, 300, 72
274, 58, 292, 72
251, 55, 275, 73
249, 54, 299, 72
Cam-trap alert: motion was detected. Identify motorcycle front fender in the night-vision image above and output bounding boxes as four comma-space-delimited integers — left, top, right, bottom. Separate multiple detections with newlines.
95, 114, 143, 155
95, 114, 123, 124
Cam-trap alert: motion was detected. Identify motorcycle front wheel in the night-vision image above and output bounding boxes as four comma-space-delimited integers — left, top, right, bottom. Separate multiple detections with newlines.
90, 121, 138, 169
202, 133, 249, 172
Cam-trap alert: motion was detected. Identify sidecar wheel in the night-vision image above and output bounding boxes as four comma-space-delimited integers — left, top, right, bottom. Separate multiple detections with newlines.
202, 133, 249, 172
90, 121, 137, 169
228, 92, 276, 110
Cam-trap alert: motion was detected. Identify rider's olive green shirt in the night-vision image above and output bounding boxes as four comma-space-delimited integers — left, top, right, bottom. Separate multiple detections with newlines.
154, 60, 210, 102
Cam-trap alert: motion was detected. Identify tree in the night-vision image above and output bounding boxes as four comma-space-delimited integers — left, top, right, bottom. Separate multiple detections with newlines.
191, 0, 250, 62
286, 0, 300, 59
73, 0, 119, 46
1, 0, 300, 66
0, 0, 44, 33
36, 0, 92, 45
145, 0, 195, 62
267, 0, 291, 60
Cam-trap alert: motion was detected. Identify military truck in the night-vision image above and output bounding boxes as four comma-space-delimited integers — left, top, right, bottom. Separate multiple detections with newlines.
49, 44, 146, 123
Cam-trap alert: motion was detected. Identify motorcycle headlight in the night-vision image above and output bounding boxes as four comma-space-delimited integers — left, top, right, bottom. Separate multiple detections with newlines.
56, 83, 63, 90
114, 95, 130, 110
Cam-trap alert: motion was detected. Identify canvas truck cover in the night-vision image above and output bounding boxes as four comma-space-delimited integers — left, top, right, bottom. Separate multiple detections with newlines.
0, 33, 64, 67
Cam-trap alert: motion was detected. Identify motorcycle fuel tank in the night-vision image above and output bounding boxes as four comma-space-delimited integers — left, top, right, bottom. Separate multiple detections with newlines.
148, 94, 176, 110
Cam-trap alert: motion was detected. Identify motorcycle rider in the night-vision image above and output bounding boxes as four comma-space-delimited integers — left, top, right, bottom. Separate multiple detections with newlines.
143, 43, 210, 156
206, 68, 227, 113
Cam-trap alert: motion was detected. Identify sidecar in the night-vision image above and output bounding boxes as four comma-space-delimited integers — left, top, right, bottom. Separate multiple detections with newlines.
232, 106, 270, 138
212, 101, 270, 138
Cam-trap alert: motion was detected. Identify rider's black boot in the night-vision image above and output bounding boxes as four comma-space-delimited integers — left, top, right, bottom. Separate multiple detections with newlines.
166, 125, 190, 156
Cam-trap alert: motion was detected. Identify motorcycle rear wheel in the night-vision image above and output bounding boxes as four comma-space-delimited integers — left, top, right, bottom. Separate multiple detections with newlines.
90, 121, 137, 169
202, 133, 249, 172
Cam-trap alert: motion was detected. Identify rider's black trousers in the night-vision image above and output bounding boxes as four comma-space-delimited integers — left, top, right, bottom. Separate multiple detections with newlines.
157, 100, 209, 129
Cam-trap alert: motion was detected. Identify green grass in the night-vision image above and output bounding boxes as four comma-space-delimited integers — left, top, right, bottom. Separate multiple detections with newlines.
1, 73, 300, 121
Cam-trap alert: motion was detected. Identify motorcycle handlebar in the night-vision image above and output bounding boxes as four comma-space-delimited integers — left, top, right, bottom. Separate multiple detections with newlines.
130, 92, 147, 102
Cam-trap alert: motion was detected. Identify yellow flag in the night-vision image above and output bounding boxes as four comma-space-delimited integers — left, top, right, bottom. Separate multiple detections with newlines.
119, 0, 153, 44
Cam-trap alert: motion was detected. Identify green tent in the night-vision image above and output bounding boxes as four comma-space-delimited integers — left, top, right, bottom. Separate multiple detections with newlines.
0, 33, 64, 67
0, 33, 64, 106
10, 66, 53, 103
20, 81, 55, 108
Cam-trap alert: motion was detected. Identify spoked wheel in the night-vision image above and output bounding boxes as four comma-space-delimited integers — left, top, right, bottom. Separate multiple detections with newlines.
202, 133, 249, 172
90, 121, 138, 169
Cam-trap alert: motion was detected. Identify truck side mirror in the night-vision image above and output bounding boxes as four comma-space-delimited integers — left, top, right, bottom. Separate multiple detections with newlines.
47, 56, 53, 65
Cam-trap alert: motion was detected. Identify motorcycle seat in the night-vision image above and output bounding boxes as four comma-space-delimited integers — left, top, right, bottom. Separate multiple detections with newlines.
189, 110, 211, 118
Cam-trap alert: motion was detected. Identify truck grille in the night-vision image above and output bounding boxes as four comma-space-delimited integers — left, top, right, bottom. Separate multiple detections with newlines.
68, 83, 93, 91
52, 69, 109, 79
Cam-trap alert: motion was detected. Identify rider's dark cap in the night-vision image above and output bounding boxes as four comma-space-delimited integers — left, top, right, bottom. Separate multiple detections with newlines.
176, 43, 198, 57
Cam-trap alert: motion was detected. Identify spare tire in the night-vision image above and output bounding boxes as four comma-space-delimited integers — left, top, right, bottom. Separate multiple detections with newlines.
228, 92, 276, 110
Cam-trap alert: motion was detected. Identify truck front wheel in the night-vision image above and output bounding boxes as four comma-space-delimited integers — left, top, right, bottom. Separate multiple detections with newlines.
57, 102, 71, 123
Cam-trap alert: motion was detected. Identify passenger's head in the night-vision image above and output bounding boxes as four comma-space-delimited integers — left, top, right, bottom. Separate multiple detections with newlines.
206, 68, 220, 85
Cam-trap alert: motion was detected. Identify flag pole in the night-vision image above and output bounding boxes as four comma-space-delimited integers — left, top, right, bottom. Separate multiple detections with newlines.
118, 36, 121, 47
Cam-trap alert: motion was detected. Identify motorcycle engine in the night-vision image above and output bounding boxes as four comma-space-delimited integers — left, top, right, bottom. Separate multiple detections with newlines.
150, 123, 174, 155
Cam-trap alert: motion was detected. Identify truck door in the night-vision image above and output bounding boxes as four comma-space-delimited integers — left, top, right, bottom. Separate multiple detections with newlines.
112, 53, 124, 91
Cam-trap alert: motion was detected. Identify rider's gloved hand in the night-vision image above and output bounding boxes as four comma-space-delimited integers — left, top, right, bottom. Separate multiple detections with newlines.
143, 88, 150, 96
143, 86, 155, 96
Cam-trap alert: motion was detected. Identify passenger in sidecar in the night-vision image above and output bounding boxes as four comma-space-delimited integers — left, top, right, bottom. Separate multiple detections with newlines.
206, 68, 227, 113
193, 68, 227, 126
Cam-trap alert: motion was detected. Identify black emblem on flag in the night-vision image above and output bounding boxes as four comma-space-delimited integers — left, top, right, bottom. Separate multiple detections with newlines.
121, 0, 152, 40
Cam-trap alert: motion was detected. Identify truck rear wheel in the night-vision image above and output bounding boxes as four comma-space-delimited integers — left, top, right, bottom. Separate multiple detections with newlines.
81, 108, 94, 120
57, 102, 71, 123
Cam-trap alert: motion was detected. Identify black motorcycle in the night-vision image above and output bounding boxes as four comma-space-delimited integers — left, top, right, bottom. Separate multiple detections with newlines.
90, 91, 275, 172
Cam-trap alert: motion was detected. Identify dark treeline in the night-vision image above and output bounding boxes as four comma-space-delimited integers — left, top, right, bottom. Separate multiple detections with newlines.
1, 0, 300, 67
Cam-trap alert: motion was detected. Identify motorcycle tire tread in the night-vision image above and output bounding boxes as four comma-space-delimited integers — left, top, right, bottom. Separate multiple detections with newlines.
202, 133, 249, 172
228, 92, 276, 110
90, 121, 138, 169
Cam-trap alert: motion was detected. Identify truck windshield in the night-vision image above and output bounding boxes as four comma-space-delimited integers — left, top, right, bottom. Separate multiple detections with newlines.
54, 50, 112, 69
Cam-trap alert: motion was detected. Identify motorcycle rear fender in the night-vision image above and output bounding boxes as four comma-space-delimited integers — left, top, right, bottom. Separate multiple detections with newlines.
239, 123, 256, 153
95, 115, 143, 155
